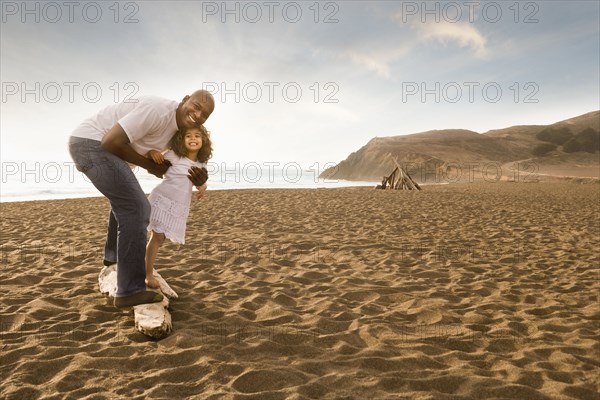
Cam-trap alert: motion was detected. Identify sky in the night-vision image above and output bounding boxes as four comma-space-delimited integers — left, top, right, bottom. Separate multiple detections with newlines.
1, 0, 599, 168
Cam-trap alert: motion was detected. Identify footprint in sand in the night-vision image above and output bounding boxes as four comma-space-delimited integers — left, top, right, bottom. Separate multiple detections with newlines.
231, 370, 307, 393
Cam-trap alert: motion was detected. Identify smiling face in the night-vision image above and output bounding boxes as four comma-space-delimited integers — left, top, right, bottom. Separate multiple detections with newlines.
176, 90, 215, 130
184, 128, 203, 153
168, 124, 212, 162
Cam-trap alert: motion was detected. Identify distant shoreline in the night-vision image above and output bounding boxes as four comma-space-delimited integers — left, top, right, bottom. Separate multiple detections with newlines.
2, 179, 598, 204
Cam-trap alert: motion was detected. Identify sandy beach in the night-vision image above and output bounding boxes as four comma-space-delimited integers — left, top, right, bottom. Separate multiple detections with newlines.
1, 182, 598, 400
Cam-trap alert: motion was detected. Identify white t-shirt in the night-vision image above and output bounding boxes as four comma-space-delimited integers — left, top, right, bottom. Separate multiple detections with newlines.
71, 96, 179, 156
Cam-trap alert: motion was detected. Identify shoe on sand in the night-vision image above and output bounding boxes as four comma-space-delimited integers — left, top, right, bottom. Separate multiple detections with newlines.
114, 291, 163, 308
103, 259, 116, 267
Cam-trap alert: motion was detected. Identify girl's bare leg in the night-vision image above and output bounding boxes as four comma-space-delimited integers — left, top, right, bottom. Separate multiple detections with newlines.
145, 231, 165, 289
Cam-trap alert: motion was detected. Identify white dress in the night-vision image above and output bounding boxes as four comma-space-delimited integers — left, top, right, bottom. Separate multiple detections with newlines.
148, 150, 205, 244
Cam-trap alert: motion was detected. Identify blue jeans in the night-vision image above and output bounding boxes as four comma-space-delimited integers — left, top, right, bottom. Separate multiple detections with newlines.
68, 136, 150, 297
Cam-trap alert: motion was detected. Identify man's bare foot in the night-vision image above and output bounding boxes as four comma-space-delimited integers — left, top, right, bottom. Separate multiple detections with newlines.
146, 275, 161, 289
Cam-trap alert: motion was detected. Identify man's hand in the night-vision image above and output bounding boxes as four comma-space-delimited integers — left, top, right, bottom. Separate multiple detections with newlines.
188, 166, 208, 186
147, 159, 172, 178
147, 150, 165, 164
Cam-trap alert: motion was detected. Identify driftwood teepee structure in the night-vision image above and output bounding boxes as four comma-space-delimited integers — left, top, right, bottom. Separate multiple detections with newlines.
376, 158, 421, 190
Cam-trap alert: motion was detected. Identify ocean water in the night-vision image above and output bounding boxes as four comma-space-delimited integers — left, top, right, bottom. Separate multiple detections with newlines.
0, 161, 377, 202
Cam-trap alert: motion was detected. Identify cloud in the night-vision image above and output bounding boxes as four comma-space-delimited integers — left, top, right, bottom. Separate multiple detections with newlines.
411, 21, 488, 58
345, 51, 392, 79
339, 10, 488, 79
340, 43, 413, 80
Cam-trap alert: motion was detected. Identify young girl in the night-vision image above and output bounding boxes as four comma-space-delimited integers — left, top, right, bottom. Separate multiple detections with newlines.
145, 126, 213, 289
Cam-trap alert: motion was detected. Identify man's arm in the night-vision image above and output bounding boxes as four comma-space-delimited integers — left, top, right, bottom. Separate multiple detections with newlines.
101, 123, 170, 177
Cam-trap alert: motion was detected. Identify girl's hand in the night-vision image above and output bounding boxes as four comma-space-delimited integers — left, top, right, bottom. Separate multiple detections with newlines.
148, 150, 165, 164
195, 183, 207, 200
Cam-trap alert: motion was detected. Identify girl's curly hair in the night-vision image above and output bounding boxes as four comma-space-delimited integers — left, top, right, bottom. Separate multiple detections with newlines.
169, 125, 213, 163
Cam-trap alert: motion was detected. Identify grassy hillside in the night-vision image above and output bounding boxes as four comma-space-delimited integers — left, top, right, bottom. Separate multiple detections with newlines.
321, 111, 599, 182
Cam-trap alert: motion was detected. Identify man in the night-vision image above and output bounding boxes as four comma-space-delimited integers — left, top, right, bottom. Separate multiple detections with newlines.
69, 90, 214, 307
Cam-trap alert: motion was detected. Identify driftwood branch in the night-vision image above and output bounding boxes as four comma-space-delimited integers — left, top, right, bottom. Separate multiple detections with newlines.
376, 157, 421, 191
98, 265, 178, 339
